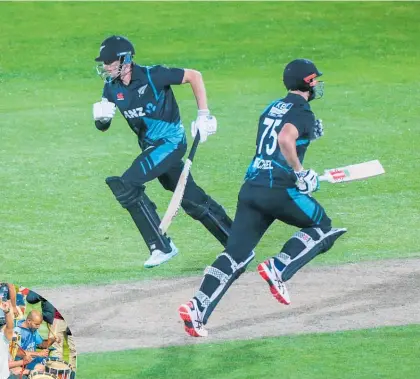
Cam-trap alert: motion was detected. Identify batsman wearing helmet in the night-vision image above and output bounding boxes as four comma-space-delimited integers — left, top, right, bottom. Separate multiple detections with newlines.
93, 35, 233, 268
179, 59, 347, 337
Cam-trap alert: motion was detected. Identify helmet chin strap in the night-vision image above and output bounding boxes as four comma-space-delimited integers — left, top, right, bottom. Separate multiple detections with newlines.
120, 66, 133, 85
116, 52, 133, 84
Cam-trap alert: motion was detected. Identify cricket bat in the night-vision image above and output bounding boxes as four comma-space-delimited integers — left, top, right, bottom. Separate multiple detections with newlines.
319, 160, 385, 183
159, 133, 201, 235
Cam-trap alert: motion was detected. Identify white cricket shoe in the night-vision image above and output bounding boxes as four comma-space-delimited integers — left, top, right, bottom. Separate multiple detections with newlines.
257, 258, 291, 305
144, 240, 178, 268
178, 298, 208, 337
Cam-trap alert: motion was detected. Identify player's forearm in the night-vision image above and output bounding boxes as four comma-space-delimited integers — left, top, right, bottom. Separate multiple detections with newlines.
184, 69, 208, 110
279, 139, 303, 172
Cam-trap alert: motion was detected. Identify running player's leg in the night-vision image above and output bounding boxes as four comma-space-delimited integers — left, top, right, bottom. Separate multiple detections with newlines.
106, 139, 187, 267
179, 185, 274, 336
158, 161, 232, 247
258, 187, 346, 303
122, 139, 187, 187
276, 188, 347, 280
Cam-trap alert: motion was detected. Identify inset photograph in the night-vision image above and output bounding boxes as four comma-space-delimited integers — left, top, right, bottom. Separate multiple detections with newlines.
0, 283, 77, 379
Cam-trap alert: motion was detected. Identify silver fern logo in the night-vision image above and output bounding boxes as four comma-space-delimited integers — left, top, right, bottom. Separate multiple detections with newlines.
138, 84, 148, 97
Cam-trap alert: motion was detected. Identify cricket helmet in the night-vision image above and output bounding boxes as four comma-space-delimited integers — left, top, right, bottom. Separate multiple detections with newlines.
95, 35, 135, 64
95, 35, 135, 83
283, 59, 324, 100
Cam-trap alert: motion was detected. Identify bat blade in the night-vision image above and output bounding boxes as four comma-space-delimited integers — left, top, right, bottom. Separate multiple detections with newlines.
319, 160, 385, 183
159, 160, 192, 235
159, 133, 200, 235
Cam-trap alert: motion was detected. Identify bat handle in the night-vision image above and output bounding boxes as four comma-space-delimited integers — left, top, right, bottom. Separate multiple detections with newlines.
318, 173, 334, 183
188, 132, 200, 161
318, 175, 328, 182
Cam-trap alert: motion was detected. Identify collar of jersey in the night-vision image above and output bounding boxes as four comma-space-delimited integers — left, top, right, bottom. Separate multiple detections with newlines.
130, 64, 147, 83
284, 93, 311, 109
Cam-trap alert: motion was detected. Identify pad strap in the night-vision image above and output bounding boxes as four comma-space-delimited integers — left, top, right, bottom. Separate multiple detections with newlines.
197, 251, 255, 324
278, 227, 346, 281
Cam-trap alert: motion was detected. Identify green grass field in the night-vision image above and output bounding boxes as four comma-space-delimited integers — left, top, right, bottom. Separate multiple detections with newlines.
78, 325, 420, 379
1, 2, 419, 379
1, 1, 419, 288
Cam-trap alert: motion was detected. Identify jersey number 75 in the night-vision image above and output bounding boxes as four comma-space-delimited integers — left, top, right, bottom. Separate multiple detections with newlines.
257, 117, 281, 156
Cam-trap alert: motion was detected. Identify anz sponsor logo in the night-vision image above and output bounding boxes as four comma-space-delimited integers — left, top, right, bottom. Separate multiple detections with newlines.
253, 157, 273, 170
124, 107, 146, 119
268, 102, 293, 118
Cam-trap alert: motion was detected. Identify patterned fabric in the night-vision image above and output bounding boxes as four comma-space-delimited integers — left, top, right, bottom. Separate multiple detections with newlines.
204, 266, 229, 284
195, 291, 211, 308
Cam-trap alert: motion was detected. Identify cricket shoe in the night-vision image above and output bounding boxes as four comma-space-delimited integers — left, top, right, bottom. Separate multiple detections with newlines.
257, 258, 291, 305
178, 298, 208, 337
144, 240, 178, 268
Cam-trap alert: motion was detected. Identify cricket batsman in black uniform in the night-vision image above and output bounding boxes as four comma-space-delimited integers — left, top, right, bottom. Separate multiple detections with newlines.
93, 35, 232, 268
179, 59, 347, 337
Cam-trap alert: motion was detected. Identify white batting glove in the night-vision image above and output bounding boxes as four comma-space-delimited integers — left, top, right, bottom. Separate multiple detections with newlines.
93, 98, 116, 123
295, 169, 320, 194
312, 119, 324, 141
191, 109, 217, 143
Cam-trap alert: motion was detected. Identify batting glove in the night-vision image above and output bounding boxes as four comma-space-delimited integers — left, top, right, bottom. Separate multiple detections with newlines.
295, 169, 320, 194
312, 119, 324, 141
191, 109, 217, 143
93, 98, 116, 123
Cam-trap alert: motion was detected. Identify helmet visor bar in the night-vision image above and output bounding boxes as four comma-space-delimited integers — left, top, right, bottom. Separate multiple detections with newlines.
96, 62, 122, 84
96, 63, 111, 83
312, 81, 324, 99
95, 52, 132, 83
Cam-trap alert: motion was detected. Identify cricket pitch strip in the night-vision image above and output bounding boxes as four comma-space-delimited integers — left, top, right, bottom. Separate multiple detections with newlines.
35, 258, 420, 354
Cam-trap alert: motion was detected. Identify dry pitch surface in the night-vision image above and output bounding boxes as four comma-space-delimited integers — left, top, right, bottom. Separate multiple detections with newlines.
36, 258, 420, 353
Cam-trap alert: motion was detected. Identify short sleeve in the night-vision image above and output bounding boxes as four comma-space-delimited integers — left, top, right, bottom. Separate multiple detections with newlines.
148, 65, 184, 89
284, 110, 314, 137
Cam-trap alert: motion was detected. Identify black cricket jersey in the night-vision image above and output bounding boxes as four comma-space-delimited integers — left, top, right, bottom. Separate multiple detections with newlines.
245, 93, 316, 188
101, 64, 186, 146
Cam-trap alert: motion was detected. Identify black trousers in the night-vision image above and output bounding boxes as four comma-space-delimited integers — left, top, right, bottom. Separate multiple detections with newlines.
122, 138, 209, 205
226, 181, 332, 263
